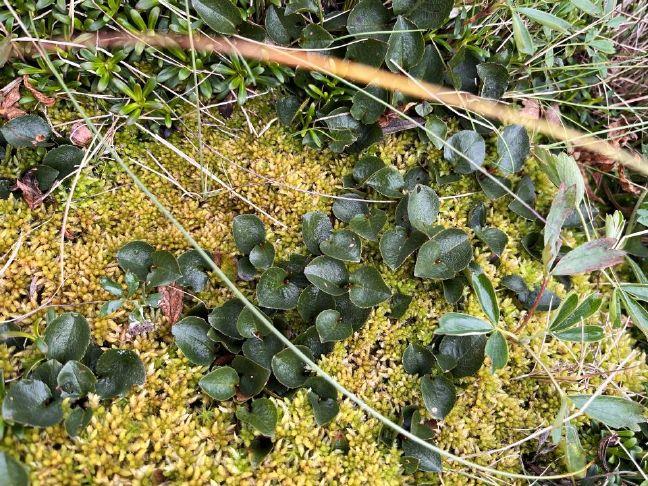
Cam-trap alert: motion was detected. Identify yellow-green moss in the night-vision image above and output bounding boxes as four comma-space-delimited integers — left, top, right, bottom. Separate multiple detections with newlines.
1, 99, 646, 484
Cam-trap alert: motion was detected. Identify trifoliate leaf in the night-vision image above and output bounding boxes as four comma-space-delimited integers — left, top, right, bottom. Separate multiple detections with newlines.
569, 395, 646, 430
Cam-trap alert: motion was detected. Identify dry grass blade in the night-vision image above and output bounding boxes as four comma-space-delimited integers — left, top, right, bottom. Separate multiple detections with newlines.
11, 31, 648, 176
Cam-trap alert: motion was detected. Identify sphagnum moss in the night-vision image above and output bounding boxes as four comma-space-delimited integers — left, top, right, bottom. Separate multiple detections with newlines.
1, 99, 646, 484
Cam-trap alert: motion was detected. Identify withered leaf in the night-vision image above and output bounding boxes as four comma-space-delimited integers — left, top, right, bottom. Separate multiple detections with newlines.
159, 283, 184, 324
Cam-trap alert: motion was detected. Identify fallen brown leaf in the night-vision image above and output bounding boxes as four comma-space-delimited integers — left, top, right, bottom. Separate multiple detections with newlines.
0, 78, 26, 120
22, 75, 55, 107
70, 121, 93, 146
12, 169, 44, 209
159, 283, 183, 324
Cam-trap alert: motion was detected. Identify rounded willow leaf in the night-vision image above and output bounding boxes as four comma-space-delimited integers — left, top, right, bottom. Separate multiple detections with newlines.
242, 334, 285, 369
389, 292, 412, 319
414, 229, 472, 280
476, 62, 509, 100
233, 214, 266, 255
42, 144, 84, 181
444, 130, 486, 174
44, 312, 90, 363
304, 256, 349, 296
249, 242, 275, 271
236, 398, 277, 436
365, 166, 404, 198
208, 299, 244, 339
237, 306, 272, 338
379, 227, 427, 271
94, 349, 146, 398
320, 229, 362, 263
1, 379, 63, 427
297, 285, 335, 323
421, 375, 456, 420
475, 227, 508, 256
435, 313, 493, 335
467, 202, 486, 230
496, 125, 530, 174
177, 249, 212, 292
0, 451, 29, 486
35, 164, 59, 191
232, 356, 271, 398
402, 343, 434, 375
332, 193, 368, 222
385, 16, 424, 72
346, 38, 388, 67
334, 294, 372, 332
349, 266, 391, 308
271, 345, 314, 388
306, 376, 339, 426
199, 366, 239, 400
117, 241, 155, 282
407, 184, 440, 236
300, 24, 333, 49
256, 267, 300, 310
437, 335, 486, 378
265, 5, 302, 45
146, 250, 182, 288
403, 167, 431, 191
421, 116, 447, 150
476, 173, 512, 200
237, 255, 257, 281
485, 331, 508, 372
350, 85, 387, 124
315, 309, 353, 343
276, 95, 301, 126
346, 0, 390, 39
401, 410, 442, 472
64, 407, 93, 438
191, 0, 242, 35
352, 155, 385, 183
207, 328, 242, 354
349, 208, 387, 242
29, 360, 62, 395
0, 115, 51, 147
442, 276, 466, 304
57, 360, 96, 399
171, 316, 215, 366
302, 211, 333, 255
392, 0, 452, 29
293, 326, 334, 359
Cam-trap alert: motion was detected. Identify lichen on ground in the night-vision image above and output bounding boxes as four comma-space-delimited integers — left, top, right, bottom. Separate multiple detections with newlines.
1, 99, 646, 484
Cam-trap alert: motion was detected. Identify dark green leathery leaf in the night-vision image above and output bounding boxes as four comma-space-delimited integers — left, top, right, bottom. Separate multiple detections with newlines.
271, 345, 314, 388
42, 145, 84, 181
385, 16, 424, 72
414, 229, 472, 280
304, 256, 349, 296
94, 349, 146, 398
568, 395, 646, 431
401, 410, 442, 472
31, 359, 63, 392
265, 5, 302, 45
276, 95, 301, 125
475, 227, 508, 256
352, 155, 385, 183
466, 264, 499, 325
323, 108, 361, 153
320, 229, 362, 262
332, 193, 368, 223
233, 214, 266, 255
380, 227, 427, 271
365, 166, 404, 198
256, 267, 300, 310
57, 360, 96, 399
485, 331, 508, 372
177, 249, 212, 292
476, 173, 512, 200
349, 208, 387, 241
0, 452, 29, 486
207, 329, 242, 354
232, 356, 271, 399
553, 325, 604, 342
117, 241, 155, 282
249, 242, 275, 271
477, 62, 509, 99
435, 313, 493, 335
403, 167, 430, 191
407, 184, 440, 236
297, 285, 335, 323
208, 299, 244, 339
442, 276, 466, 304
389, 292, 412, 319
199, 366, 239, 400
1, 114, 51, 147
346, 38, 388, 68
146, 250, 182, 287
300, 24, 333, 49
172, 316, 215, 366
44, 312, 91, 363
436, 335, 486, 378
350, 85, 387, 124
403, 343, 434, 375
285, 0, 319, 14
35, 164, 59, 191
444, 130, 485, 174
496, 125, 530, 174
242, 334, 285, 369
65, 407, 93, 438
294, 326, 334, 359
392, 0, 452, 29
316, 309, 353, 343
192, 0, 242, 35
349, 266, 391, 308
302, 211, 333, 255
236, 306, 272, 338
236, 398, 277, 436
346, 0, 390, 40
1, 379, 63, 427
334, 294, 372, 331
508, 175, 537, 220
421, 375, 456, 420
305, 376, 339, 425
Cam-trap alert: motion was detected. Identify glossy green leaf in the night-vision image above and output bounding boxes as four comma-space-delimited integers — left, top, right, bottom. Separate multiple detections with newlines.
0, 452, 29, 486
569, 395, 646, 430
300, 24, 333, 49
334, 294, 372, 332
44, 312, 91, 363
552, 238, 625, 275
233, 214, 266, 255
305, 376, 339, 426
192, 0, 242, 34
31, 359, 63, 392
365, 166, 404, 198
508, 175, 537, 220
512, 12, 536, 55
42, 145, 84, 180
271, 345, 314, 388
392, 0, 452, 29
117, 240, 155, 282
402, 343, 434, 375
332, 193, 368, 223
236, 398, 277, 436
444, 130, 486, 174
517, 7, 571, 32
146, 250, 181, 287
320, 229, 362, 263
475, 227, 508, 256
379, 227, 427, 271
232, 356, 271, 398
297, 285, 335, 323
57, 360, 96, 399
304, 256, 349, 296
485, 331, 508, 372
435, 313, 493, 335
385, 16, 424, 72
350, 86, 387, 124
1, 115, 51, 147
349, 266, 391, 308
349, 208, 387, 241
302, 211, 333, 255
199, 366, 239, 400
401, 410, 442, 472
172, 316, 215, 366
1, 379, 63, 427
436, 334, 486, 378
208, 299, 244, 339
407, 185, 440, 236
94, 349, 146, 398
316, 309, 353, 343
421, 375, 456, 420
346, 0, 390, 39
553, 326, 604, 342
256, 267, 300, 310
177, 250, 211, 292
242, 334, 285, 369
236, 306, 272, 338
476, 62, 509, 99
64, 407, 93, 438
414, 229, 472, 280
496, 125, 529, 174
476, 173, 512, 200
466, 264, 499, 324
389, 292, 412, 319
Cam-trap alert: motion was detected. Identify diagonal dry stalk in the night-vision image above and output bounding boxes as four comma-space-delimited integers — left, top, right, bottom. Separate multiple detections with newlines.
11, 31, 648, 176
